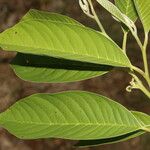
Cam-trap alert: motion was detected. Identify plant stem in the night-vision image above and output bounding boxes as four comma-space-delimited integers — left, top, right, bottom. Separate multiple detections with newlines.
130, 29, 150, 88
88, 0, 106, 34
142, 32, 149, 81
130, 29, 143, 50
122, 31, 128, 52
143, 127, 150, 133
130, 73, 150, 99
138, 83, 150, 99
131, 65, 150, 87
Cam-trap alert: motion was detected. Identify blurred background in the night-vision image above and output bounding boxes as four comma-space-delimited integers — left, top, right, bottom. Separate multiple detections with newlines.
0, 0, 150, 150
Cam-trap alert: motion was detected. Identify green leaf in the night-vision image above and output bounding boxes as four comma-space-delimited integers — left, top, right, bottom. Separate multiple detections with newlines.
11, 53, 109, 83
0, 9, 131, 68
96, 0, 135, 29
0, 91, 142, 140
115, 0, 138, 22
9, 9, 109, 83
133, 0, 150, 32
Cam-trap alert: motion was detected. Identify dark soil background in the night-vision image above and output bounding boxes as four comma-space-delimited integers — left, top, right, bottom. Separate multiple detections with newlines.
0, 0, 150, 150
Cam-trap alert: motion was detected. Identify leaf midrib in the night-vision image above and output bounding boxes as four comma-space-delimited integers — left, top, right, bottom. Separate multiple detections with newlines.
1, 119, 141, 129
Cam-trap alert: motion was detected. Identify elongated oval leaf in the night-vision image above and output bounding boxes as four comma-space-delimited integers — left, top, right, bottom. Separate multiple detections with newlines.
7, 9, 108, 83
0, 91, 142, 140
11, 53, 109, 83
115, 0, 138, 22
133, 0, 150, 32
0, 10, 131, 68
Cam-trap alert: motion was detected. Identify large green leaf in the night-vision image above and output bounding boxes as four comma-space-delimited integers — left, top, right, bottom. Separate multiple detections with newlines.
133, 0, 150, 32
115, 0, 138, 22
8, 10, 107, 83
0, 91, 142, 140
11, 53, 109, 83
0, 9, 131, 68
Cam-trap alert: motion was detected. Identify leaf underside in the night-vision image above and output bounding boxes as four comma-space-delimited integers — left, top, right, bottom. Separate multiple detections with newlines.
0, 9, 129, 68
0, 91, 142, 140
0, 9, 131, 83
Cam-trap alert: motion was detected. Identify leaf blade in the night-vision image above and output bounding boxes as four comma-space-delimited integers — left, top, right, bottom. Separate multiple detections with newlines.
0, 10, 131, 68
0, 91, 142, 140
